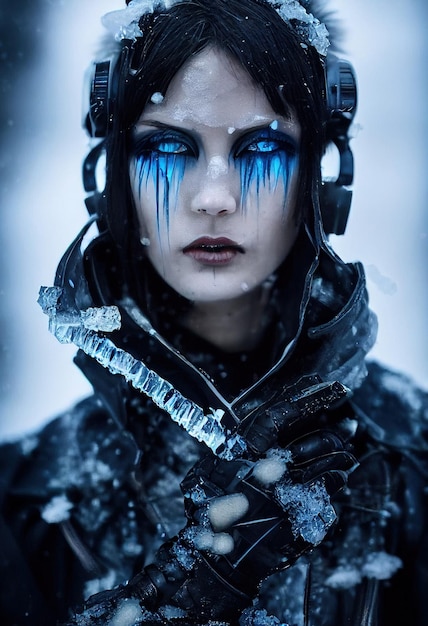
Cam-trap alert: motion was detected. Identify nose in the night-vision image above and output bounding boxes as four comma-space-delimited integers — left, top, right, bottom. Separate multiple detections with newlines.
190, 156, 238, 215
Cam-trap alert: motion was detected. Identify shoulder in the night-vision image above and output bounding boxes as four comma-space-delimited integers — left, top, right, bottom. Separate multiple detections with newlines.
350, 362, 428, 622
351, 360, 428, 543
0, 395, 142, 621
352, 360, 428, 454
0, 394, 138, 507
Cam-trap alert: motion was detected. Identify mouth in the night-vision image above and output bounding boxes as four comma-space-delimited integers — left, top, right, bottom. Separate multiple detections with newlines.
183, 237, 245, 266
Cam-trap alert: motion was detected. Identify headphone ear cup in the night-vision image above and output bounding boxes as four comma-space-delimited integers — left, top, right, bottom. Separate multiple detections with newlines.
319, 182, 352, 236
86, 60, 112, 138
324, 54, 357, 184
321, 55, 358, 235
82, 60, 113, 229
325, 56, 357, 121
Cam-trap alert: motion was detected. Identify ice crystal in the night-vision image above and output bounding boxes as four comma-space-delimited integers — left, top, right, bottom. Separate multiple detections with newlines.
102, 0, 181, 41
275, 480, 336, 545
102, 0, 329, 56
239, 607, 287, 626
81, 306, 121, 332
187, 484, 208, 504
37, 285, 63, 314
171, 541, 196, 571
266, 0, 330, 55
39, 286, 247, 460
108, 598, 142, 626
159, 605, 187, 620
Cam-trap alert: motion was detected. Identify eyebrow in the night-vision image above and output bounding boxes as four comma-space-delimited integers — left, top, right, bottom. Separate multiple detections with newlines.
134, 118, 299, 140
134, 120, 185, 132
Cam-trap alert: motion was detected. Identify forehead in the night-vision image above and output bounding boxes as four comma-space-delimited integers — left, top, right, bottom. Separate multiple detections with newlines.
136, 46, 299, 137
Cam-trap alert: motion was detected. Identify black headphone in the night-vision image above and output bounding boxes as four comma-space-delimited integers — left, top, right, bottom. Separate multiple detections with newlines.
83, 45, 357, 235
322, 54, 357, 235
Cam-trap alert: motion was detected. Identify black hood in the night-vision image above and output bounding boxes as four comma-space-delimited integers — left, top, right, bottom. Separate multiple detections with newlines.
41, 213, 377, 449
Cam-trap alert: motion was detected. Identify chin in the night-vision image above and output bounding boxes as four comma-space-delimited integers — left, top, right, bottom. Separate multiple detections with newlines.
176, 279, 260, 304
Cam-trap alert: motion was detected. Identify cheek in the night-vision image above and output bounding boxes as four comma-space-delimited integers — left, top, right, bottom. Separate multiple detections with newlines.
238, 152, 298, 210
257, 179, 300, 263
130, 155, 188, 235
263, 214, 297, 259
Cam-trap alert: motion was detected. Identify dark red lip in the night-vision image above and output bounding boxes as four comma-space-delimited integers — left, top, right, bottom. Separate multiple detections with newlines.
183, 237, 244, 252
183, 237, 245, 266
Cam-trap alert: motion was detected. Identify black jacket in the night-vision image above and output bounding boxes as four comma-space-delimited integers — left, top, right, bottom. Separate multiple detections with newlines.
1, 227, 427, 625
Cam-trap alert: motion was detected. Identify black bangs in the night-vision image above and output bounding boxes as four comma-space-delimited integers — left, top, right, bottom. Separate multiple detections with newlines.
103, 0, 327, 300
123, 0, 325, 136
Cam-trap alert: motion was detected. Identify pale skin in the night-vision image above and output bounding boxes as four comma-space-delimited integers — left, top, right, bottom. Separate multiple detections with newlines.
129, 46, 302, 353
129, 48, 302, 535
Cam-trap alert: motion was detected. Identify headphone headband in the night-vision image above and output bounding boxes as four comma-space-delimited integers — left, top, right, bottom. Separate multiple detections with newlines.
83, 45, 357, 235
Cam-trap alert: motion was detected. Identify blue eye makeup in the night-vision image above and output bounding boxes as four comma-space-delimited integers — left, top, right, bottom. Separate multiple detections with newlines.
131, 130, 197, 235
131, 125, 298, 238
233, 128, 299, 209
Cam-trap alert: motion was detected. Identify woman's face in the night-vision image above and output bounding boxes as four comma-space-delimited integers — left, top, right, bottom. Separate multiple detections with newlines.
129, 46, 301, 304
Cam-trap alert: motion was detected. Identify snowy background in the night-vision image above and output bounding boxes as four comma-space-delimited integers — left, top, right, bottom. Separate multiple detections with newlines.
0, 0, 427, 439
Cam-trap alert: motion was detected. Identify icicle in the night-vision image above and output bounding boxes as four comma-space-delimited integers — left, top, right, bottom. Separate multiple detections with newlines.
38, 286, 247, 461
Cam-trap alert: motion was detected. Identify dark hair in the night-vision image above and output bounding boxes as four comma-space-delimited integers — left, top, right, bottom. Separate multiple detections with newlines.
98, 0, 327, 300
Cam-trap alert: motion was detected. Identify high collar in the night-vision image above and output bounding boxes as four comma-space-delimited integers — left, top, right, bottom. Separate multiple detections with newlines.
62, 222, 377, 442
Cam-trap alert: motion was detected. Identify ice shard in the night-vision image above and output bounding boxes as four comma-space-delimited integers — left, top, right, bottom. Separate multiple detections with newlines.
38, 286, 247, 461
275, 480, 336, 545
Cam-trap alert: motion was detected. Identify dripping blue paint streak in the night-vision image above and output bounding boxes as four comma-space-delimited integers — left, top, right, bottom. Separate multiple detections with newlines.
132, 128, 298, 234
134, 151, 187, 240
238, 149, 297, 212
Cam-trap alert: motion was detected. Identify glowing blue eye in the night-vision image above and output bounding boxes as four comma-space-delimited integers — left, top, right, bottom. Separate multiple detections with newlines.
234, 128, 299, 209
156, 140, 190, 155
246, 139, 280, 153
132, 130, 198, 159
132, 129, 197, 238
234, 129, 298, 161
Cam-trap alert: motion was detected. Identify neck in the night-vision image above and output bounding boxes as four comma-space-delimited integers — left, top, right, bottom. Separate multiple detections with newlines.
182, 283, 274, 353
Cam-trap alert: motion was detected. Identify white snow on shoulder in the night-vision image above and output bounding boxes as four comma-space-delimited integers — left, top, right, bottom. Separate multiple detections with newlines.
380, 369, 424, 413
150, 92, 164, 104
324, 565, 362, 589
20, 435, 39, 456
325, 551, 403, 589
41, 494, 73, 524
366, 264, 397, 296
362, 551, 403, 580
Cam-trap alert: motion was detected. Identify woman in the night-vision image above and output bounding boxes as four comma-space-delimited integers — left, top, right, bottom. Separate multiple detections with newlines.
1, 1, 427, 625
